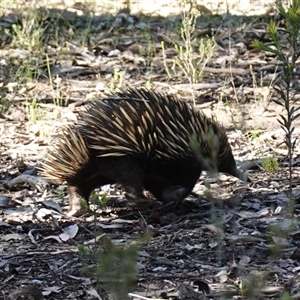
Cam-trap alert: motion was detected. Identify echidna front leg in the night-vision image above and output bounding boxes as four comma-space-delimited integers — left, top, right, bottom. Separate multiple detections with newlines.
66, 174, 111, 216
161, 185, 188, 204
67, 181, 98, 216
108, 157, 154, 209
67, 186, 87, 217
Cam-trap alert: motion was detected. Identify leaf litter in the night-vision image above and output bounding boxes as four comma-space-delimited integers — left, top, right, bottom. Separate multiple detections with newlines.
0, 0, 300, 299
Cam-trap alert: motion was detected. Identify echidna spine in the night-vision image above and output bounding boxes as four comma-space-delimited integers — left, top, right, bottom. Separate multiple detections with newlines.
41, 126, 89, 182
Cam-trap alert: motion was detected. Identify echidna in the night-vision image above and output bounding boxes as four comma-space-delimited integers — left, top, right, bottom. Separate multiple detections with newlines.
40, 89, 249, 215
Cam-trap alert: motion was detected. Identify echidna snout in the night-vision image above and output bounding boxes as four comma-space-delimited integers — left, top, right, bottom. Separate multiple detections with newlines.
216, 154, 250, 182
228, 167, 251, 182
214, 132, 250, 183
217, 157, 251, 183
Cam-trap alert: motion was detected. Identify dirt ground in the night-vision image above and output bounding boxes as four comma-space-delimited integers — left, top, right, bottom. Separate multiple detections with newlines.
1, 1, 300, 299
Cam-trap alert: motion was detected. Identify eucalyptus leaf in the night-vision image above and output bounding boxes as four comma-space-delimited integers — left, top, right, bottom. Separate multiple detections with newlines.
279, 115, 288, 126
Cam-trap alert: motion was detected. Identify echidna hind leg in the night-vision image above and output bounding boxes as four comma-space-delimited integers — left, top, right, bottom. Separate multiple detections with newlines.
66, 175, 111, 216
125, 191, 153, 209
123, 182, 153, 209
109, 158, 154, 209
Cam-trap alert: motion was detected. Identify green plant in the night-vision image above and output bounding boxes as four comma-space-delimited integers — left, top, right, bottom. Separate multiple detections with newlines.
0, 8, 51, 119
89, 192, 109, 209
110, 68, 124, 91
26, 96, 45, 123
280, 291, 295, 300
240, 273, 267, 299
223, 100, 247, 131
78, 188, 139, 300
79, 234, 139, 300
249, 64, 275, 105
96, 237, 138, 300
11, 9, 45, 54
161, 40, 172, 78
246, 129, 264, 140
44, 54, 64, 107
78, 14, 94, 47
252, 0, 300, 196
176, 0, 215, 105
0, 90, 11, 116
261, 154, 279, 173
141, 26, 156, 88
268, 219, 297, 255
162, 0, 215, 105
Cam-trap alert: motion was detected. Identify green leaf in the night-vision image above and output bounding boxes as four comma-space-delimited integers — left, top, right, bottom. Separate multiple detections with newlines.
268, 20, 280, 49
275, 0, 288, 18
279, 125, 288, 134
278, 115, 289, 128
279, 114, 288, 126
292, 140, 297, 150
273, 99, 284, 107
274, 88, 287, 101
291, 112, 300, 121
278, 119, 285, 128
290, 106, 295, 115
81, 199, 89, 209
77, 244, 90, 255
251, 39, 278, 54
278, 28, 289, 35
290, 126, 295, 135
285, 100, 291, 111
